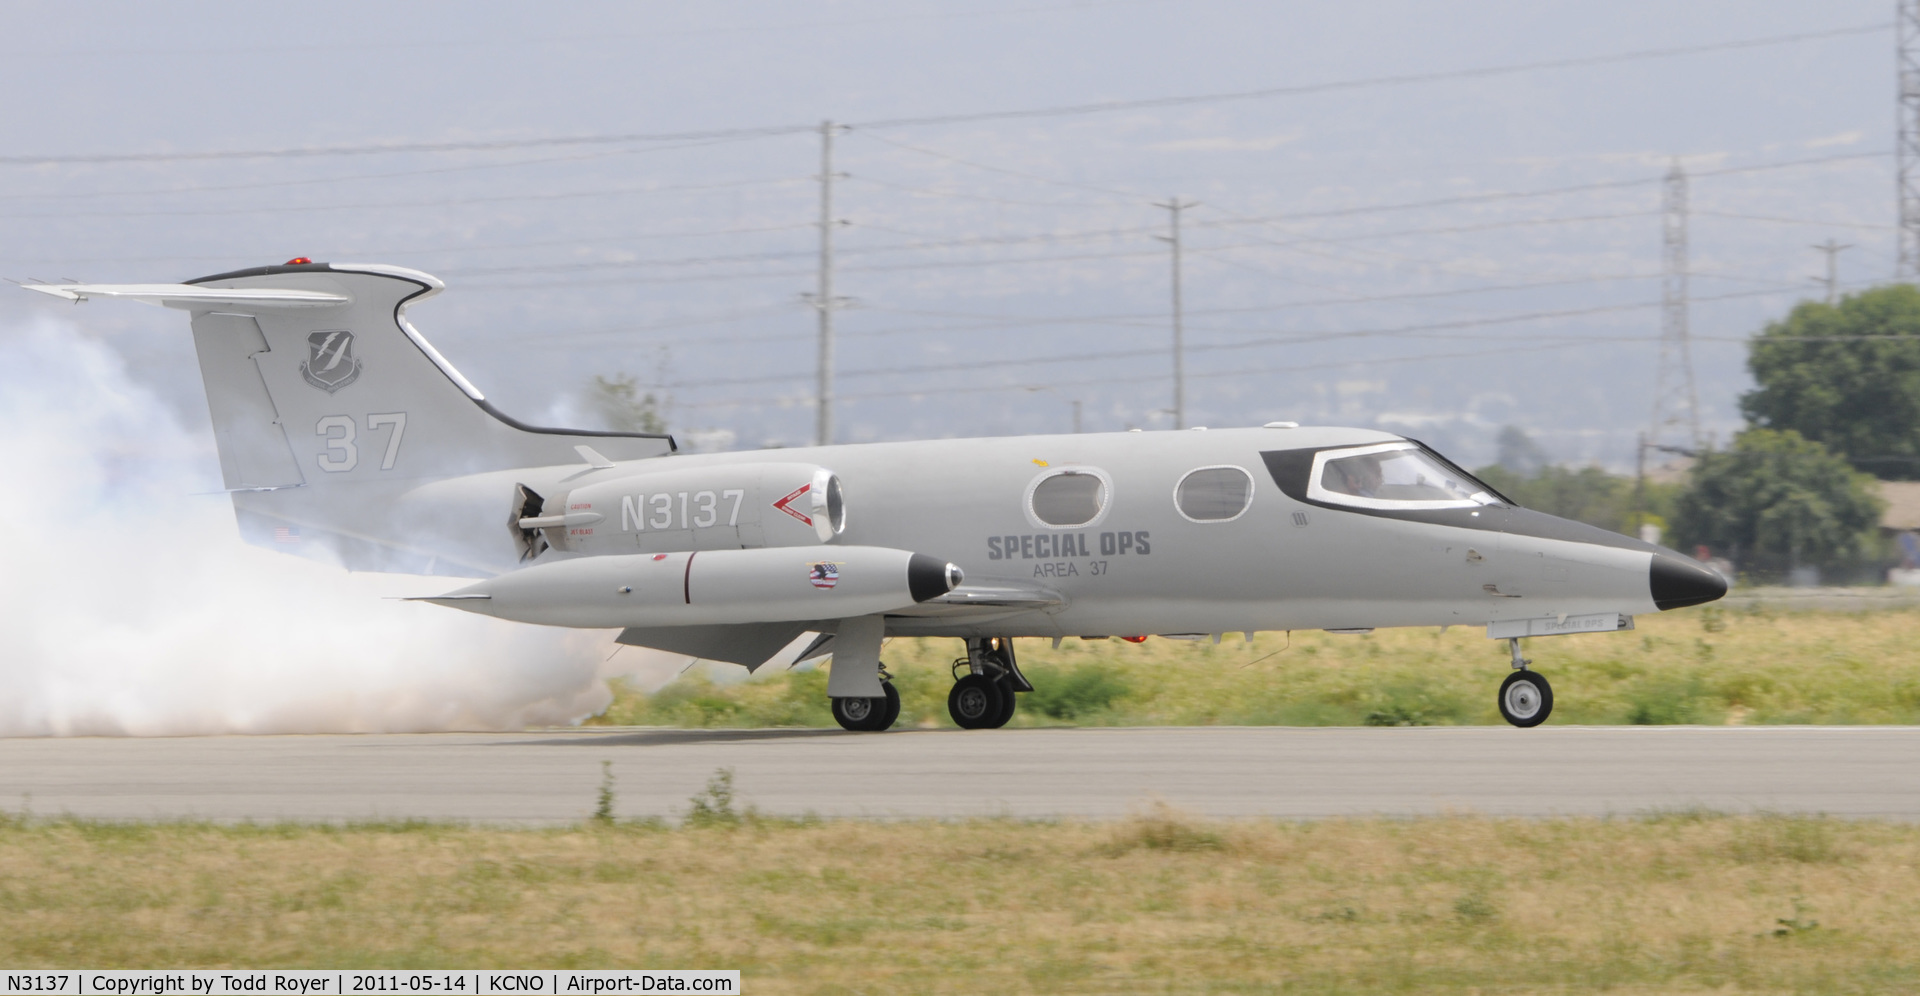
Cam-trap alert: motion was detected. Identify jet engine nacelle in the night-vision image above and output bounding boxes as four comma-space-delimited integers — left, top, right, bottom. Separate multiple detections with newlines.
521, 462, 846, 557
420, 544, 962, 629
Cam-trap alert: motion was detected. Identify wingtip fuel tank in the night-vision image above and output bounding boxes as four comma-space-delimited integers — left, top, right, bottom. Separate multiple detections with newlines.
411, 545, 962, 629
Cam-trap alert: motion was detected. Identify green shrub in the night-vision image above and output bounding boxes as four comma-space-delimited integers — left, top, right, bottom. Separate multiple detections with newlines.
1026, 664, 1130, 719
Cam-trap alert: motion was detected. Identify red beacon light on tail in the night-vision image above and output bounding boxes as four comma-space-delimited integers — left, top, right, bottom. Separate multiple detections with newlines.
284, 257, 312, 265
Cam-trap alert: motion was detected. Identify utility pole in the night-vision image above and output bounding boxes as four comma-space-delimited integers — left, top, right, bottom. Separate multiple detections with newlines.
1812, 238, 1853, 304
1072, 399, 1083, 434
1900, 0, 1920, 278
1153, 198, 1199, 430
1632, 430, 1651, 542
1648, 160, 1702, 455
809, 120, 849, 447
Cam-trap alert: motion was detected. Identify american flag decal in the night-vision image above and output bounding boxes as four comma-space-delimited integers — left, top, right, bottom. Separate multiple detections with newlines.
273, 526, 302, 543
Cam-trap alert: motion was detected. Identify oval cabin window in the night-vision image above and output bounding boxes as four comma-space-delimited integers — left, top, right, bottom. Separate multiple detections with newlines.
1030, 471, 1107, 527
1175, 466, 1254, 522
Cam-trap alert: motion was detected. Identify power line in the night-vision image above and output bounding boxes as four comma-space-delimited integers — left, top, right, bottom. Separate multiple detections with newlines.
423, 193, 1854, 290
1191, 151, 1890, 231
451, 304, 803, 347
851, 132, 1145, 202
847, 173, 1126, 209
1, 22, 1887, 167
0, 167, 809, 204
654, 309, 1920, 413
436, 223, 1164, 278
0, 175, 812, 219
461, 270, 1693, 351
0, 137, 762, 200
434, 210, 1694, 285
10, 222, 820, 269
669, 339, 1616, 412
3, 2, 1173, 62
0, 125, 814, 167
628, 285, 1804, 392
864, 271, 1665, 323
1694, 209, 1896, 231
1190, 209, 1665, 256
852, 23, 1892, 130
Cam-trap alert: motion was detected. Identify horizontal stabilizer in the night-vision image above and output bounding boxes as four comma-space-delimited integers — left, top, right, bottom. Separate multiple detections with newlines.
21, 282, 350, 309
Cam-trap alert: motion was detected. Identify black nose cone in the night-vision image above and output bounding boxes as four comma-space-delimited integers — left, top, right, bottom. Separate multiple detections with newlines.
1650, 554, 1728, 610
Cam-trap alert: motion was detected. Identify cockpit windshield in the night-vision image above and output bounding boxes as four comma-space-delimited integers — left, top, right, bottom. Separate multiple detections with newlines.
1307, 442, 1501, 510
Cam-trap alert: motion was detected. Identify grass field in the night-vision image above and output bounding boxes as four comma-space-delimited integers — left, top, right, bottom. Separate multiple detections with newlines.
3, 801, 1917, 993
592, 604, 1920, 729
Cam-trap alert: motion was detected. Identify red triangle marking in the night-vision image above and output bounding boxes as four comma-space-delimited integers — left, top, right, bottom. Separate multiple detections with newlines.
773, 483, 813, 526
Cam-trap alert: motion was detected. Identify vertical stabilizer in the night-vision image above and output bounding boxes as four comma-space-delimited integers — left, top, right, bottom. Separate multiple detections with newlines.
30, 262, 677, 575
181, 262, 673, 479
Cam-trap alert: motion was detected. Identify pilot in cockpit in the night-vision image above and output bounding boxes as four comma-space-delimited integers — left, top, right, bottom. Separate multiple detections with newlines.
1326, 453, 1385, 498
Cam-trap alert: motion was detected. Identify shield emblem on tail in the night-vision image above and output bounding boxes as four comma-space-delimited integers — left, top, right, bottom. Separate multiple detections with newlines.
301, 330, 362, 393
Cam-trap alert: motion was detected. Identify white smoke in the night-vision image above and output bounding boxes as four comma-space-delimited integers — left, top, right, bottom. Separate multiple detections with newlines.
0, 316, 620, 736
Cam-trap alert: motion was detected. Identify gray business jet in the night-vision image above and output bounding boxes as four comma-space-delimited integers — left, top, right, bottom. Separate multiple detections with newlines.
26, 262, 1725, 731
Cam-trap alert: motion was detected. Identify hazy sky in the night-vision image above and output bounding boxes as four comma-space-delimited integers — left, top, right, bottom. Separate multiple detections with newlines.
0, 0, 1899, 467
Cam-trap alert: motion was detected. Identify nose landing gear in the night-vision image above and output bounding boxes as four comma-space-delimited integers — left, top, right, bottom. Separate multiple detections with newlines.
1497, 637, 1553, 728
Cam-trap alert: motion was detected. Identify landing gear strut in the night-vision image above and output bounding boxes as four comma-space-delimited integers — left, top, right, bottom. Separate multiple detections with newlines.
831, 666, 901, 732
1497, 637, 1553, 728
948, 637, 1030, 729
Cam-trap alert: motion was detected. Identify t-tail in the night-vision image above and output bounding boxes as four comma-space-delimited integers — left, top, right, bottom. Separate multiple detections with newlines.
26, 261, 674, 575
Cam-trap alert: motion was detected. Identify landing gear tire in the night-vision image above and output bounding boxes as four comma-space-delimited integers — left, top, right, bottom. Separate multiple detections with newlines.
990, 676, 1018, 728
1498, 670, 1553, 728
833, 681, 901, 732
948, 674, 1005, 729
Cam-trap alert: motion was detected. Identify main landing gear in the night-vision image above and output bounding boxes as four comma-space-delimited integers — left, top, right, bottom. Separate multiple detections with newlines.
831, 665, 902, 732
1497, 637, 1553, 728
948, 637, 1032, 730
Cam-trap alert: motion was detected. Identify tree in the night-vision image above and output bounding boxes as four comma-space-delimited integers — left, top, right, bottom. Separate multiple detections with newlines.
1476, 463, 1631, 532
1474, 426, 1649, 534
1671, 428, 1883, 574
1741, 284, 1920, 479
1492, 424, 1548, 476
587, 373, 668, 435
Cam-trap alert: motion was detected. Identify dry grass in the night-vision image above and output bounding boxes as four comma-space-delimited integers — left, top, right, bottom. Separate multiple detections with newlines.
3, 809, 1918, 993
594, 604, 1920, 729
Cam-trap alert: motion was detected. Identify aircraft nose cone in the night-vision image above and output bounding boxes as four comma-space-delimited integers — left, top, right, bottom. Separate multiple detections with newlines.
1650, 553, 1728, 610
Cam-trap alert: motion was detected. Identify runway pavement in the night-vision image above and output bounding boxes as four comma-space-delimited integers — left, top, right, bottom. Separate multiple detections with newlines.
1, 726, 1916, 824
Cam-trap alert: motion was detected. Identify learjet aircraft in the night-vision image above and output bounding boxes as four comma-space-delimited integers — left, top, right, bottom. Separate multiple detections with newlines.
25, 262, 1726, 730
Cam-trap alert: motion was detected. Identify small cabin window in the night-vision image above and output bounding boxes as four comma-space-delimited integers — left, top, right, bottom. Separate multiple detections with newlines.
1175, 466, 1254, 522
1030, 470, 1107, 527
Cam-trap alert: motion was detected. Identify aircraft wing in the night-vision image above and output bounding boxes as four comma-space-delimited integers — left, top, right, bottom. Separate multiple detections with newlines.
21, 282, 349, 309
